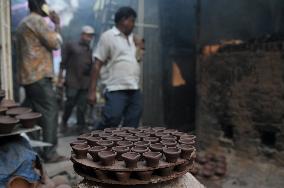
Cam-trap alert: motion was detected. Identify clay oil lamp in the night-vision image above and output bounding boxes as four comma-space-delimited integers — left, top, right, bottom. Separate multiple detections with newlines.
152, 127, 166, 132
116, 132, 133, 137
163, 129, 178, 134
71, 144, 90, 159
121, 127, 135, 131
143, 151, 162, 168
117, 140, 133, 148
106, 136, 123, 144
175, 160, 190, 172
88, 146, 107, 162
70, 140, 87, 147
143, 136, 159, 143
112, 146, 130, 161
77, 133, 93, 141
121, 152, 141, 168
172, 131, 187, 139
134, 141, 150, 147
180, 134, 196, 141
91, 130, 104, 137
98, 150, 117, 166
155, 132, 170, 138
0, 99, 19, 109
161, 135, 177, 141
179, 138, 195, 146
125, 135, 140, 142
99, 132, 113, 139
131, 146, 149, 156
86, 136, 103, 146
160, 140, 177, 147
0, 116, 19, 134
150, 143, 165, 152
115, 171, 131, 181
136, 171, 153, 181
16, 112, 42, 128
178, 144, 195, 160
128, 129, 142, 134
6, 107, 32, 117
96, 140, 114, 149
163, 147, 181, 163
135, 133, 150, 139
104, 127, 118, 133
0, 107, 7, 115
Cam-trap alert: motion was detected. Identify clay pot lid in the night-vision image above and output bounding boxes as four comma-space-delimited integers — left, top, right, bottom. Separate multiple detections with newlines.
89, 146, 107, 152
98, 150, 117, 158
122, 152, 140, 160
117, 140, 133, 147
70, 140, 87, 146
134, 141, 150, 147
6, 107, 32, 116
143, 151, 162, 159
0, 99, 19, 108
72, 144, 90, 150
16, 112, 42, 120
0, 116, 19, 124
112, 146, 129, 152
163, 147, 181, 154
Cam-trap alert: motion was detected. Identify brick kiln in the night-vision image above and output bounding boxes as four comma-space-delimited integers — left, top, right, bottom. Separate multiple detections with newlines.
196, 35, 284, 162
70, 127, 197, 186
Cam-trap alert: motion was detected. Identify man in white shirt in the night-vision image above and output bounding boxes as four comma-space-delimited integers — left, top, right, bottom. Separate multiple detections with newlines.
88, 7, 142, 129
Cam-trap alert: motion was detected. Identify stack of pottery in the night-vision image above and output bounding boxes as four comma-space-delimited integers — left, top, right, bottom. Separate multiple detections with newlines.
70, 127, 197, 185
0, 90, 42, 134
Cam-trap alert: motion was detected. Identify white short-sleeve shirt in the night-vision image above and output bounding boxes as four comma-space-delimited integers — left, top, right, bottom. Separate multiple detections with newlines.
93, 27, 140, 92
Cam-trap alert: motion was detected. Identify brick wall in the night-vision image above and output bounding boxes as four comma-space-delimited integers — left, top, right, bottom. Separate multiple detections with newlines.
196, 50, 284, 161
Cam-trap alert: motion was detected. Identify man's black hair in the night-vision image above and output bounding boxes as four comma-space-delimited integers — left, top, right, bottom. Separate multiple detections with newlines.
28, 0, 46, 12
114, 7, 137, 24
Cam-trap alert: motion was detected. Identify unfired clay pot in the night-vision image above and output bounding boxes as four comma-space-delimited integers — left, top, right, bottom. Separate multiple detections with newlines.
98, 150, 117, 166
88, 146, 108, 162
117, 140, 133, 148
134, 141, 150, 147
143, 151, 162, 168
86, 136, 103, 146
160, 140, 177, 147
6, 107, 32, 117
0, 116, 19, 134
125, 136, 140, 142
150, 143, 165, 152
16, 112, 42, 128
72, 144, 90, 159
163, 147, 181, 163
179, 144, 195, 159
143, 136, 159, 143
122, 152, 141, 168
96, 140, 114, 149
70, 140, 88, 147
112, 146, 130, 161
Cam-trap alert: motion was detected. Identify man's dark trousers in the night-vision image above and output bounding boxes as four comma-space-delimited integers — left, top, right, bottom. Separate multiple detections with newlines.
98, 90, 142, 129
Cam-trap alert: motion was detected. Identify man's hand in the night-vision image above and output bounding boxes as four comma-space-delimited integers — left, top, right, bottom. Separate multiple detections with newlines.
88, 90, 97, 105
49, 11, 60, 25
